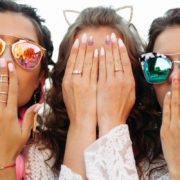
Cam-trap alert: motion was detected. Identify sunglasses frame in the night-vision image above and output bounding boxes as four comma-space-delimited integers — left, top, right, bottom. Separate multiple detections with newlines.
0, 37, 46, 70
139, 52, 175, 84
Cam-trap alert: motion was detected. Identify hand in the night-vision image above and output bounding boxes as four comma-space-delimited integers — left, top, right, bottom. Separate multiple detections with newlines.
161, 71, 180, 179
62, 34, 98, 177
0, 58, 41, 165
62, 34, 98, 131
97, 33, 135, 137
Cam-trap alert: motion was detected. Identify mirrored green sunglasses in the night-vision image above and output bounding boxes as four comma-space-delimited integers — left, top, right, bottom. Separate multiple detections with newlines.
139, 52, 180, 84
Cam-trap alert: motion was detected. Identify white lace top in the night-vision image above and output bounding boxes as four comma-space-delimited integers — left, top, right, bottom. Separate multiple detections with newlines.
23, 125, 169, 180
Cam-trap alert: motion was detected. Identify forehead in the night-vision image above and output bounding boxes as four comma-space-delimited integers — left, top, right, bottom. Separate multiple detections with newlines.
0, 11, 38, 42
153, 26, 180, 54
76, 26, 122, 49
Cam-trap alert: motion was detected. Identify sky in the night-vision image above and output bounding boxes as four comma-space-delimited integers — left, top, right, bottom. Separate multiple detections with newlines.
17, 0, 180, 62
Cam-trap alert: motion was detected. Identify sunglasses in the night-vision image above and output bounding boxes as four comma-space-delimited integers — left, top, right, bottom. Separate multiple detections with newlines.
139, 52, 180, 84
0, 36, 46, 70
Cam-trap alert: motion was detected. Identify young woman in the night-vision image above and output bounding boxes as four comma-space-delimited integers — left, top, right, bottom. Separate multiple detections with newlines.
0, 0, 55, 179
45, 6, 159, 179
139, 8, 180, 179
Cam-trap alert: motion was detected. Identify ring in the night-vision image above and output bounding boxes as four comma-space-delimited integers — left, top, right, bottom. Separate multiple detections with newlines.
0, 91, 8, 95
114, 68, 123, 72
0, 74, 8, 83
0, 80, 8, 83
0, 100, 7, 103
72, 69, 82, 75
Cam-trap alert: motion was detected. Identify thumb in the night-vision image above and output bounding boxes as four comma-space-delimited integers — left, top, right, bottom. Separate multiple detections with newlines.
21, 103, 42, 139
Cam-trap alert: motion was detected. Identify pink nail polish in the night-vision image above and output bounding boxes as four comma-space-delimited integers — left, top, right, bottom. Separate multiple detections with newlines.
8, 63, 14, 72
172, 76, 179, 84
105, 35, 111, 44
73, 39, 79, 48
88, 36, 94, 46
0, 58, 6, 67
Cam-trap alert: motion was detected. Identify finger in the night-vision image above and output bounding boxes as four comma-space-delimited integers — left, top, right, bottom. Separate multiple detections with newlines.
162, 91, 171, 131
91, 49, 98, 83
0, 58, 8, 109
105, 35, 114, 81
98, 47, 106, 82
22, 104, 41, 140
64, 38, 79, 78
82, 36, 94, 80
111, 33, 123, 76
170, 71, 180, 128
7, 62, 18, 112
118, 39, 133, 78
73, 33, 87, 76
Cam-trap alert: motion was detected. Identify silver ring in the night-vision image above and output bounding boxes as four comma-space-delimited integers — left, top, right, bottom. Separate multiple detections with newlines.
72, 69, 82, 75
0, 91, 8, 95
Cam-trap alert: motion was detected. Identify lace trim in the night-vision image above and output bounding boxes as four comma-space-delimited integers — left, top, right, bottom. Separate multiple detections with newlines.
59, 165, 83, 180
23, 144, 58, 180
84, 124, 139, 180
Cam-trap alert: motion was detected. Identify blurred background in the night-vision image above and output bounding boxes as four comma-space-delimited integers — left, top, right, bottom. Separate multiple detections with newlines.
17, 0, 180, 62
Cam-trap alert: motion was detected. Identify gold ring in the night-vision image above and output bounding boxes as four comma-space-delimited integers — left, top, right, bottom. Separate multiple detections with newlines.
114, 68, 123, 72
72, 69, 82, 75
0, 91, 8, 95
0, 100, 7, 103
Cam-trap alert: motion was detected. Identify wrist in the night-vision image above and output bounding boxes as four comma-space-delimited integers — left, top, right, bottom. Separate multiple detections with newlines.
99, 121, 125, 137
170, 171, 180, 180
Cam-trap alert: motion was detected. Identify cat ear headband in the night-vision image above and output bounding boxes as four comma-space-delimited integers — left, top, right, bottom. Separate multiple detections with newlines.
63, 5, 133, 25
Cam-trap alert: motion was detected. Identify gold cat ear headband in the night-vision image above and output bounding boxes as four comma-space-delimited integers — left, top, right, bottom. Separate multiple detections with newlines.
63, 5, 133, 26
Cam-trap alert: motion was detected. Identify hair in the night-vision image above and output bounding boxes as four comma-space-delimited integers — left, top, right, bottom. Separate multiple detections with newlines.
38, 6, 162, 176
146, 8, 180, 53
0, 0, 54, 107
142, 8, 180, 177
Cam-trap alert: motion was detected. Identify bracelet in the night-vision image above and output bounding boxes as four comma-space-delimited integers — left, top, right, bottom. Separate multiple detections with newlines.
0, 163, 16, 170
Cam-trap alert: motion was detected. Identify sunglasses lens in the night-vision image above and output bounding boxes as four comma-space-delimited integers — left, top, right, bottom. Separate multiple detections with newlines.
143, 57, 172, 83
13, 42, 42, 70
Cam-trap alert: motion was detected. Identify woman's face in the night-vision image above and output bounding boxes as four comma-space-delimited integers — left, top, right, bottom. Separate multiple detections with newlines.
153, 26, 180, 107
76, 26, 121, 51
0, 12, 42, 107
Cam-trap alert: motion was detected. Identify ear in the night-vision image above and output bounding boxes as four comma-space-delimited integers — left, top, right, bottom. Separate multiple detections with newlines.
63, 10, 80, 25
116, 5, 133, 23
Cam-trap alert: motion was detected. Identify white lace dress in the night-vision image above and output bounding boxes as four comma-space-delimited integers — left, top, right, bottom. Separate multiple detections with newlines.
23, 125, 169, 179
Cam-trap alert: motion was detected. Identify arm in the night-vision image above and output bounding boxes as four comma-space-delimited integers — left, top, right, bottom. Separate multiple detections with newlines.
62, 35, 98, 178
85, 33, 137, 179
0, 59, 41, 179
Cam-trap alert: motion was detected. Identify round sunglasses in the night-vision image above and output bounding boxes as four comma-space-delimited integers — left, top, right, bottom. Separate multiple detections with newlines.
139, 52, 180, 84
0, 36, 46, 70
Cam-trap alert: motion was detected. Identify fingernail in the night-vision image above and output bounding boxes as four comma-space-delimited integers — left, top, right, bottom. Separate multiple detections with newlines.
105, 35, 110, 44
8, 62, 14, 72
172, 76, 179, 84
88, 36, 94, 46
73, 39, 79, 48
100, 47, 105, 56
0, 58, 6, 67
118, 39, 124, 47
34, 104, 42, 113
81, 33, 87, 43
111, 33, 117, 43
94, 49, 98, 58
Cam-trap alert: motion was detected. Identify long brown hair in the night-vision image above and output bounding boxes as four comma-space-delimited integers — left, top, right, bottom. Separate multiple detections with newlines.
43, 7, 161, 176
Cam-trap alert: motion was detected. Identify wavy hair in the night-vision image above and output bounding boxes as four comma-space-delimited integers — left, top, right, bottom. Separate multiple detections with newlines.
43, 7, 161, 176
